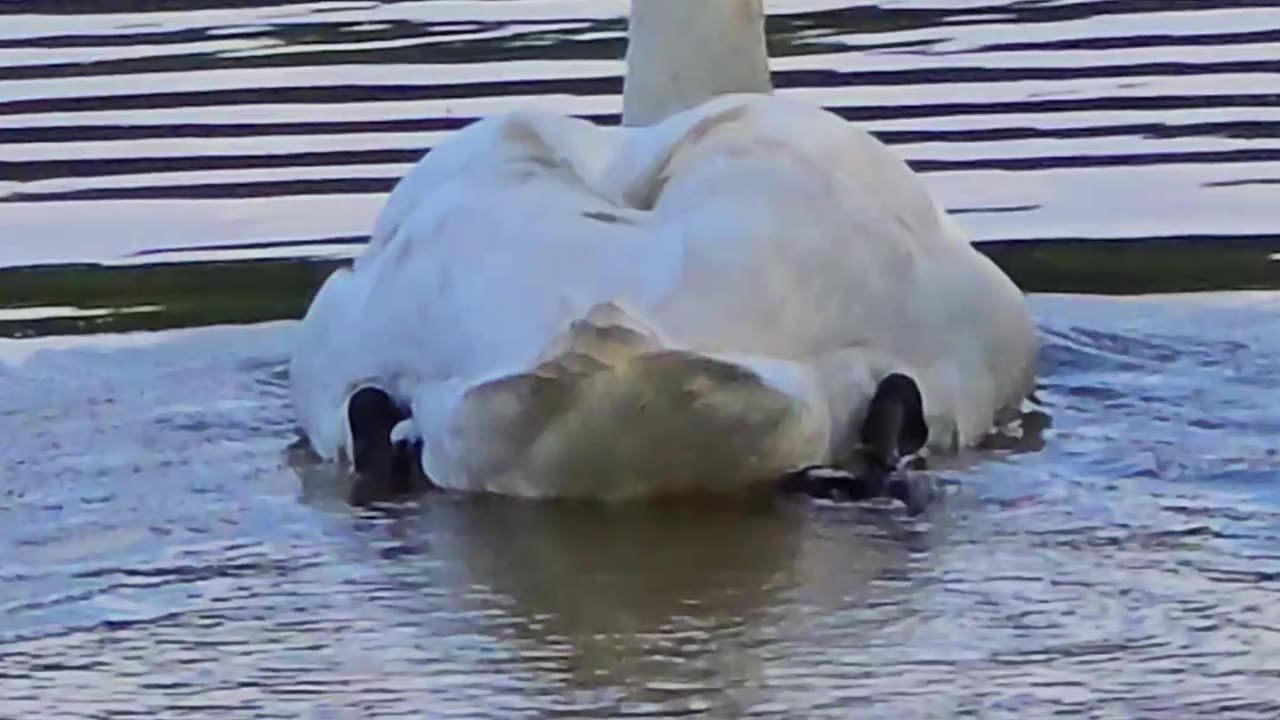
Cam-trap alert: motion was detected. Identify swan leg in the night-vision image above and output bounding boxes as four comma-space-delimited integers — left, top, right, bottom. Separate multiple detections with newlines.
779, 373, 934, 514
860, 372, 928, 471
347, 386, 427, 505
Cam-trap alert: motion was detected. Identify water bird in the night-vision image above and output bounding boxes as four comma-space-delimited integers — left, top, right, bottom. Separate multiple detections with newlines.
290, 0, 1037, 510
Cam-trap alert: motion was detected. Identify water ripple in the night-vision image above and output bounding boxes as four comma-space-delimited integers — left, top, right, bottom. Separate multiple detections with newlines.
3, 0, 1280, 265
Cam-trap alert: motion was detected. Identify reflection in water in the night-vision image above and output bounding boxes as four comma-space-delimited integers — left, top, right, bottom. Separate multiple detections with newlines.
363, 500, 807, 692
296, 458, 924, 694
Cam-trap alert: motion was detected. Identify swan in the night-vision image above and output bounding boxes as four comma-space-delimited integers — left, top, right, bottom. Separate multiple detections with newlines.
290, 0, 1037, 507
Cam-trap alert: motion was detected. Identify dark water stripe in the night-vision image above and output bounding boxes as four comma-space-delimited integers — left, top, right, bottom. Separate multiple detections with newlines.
1, 149, 424, 183
0, 117, 479, 143
0, 16, 581, 50
5, 0, 1270, 46
0, 257, 332, 339
7, 151, 1279, 204
0, 26, 626, 83
3, 233, 1278, 340
785, 0, 1280, 30
981, 233, 1280, 295
881, 120, 1280, 144
910, 148, 1280, 173
127, 230, 1268, 259
0, 0, 322, 14
4, 116, 1277, 147
1206, 177, 1280, 187
0, 78, 621, 117
960, 27, 1280, 55
2, 95, 1277, 150
8, 142, 1280, 186
826, 95, 1280, 124
7, 22, 1279, 81
980, 233, 1280, 250
7, 51, 1280, 99
129, 235, 365, 257
7, 0, 1274, 17
951, 204, 1042, 215
128, 233, 1280, 259
8, 147, 1279, 200
13, 17, 1280, 61
2, 177, 393, 202
5, 56, 1280, 115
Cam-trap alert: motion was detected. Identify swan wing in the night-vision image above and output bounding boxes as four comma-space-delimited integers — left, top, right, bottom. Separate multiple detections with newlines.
291, 111, 683, 459
602, 95, 1037, 447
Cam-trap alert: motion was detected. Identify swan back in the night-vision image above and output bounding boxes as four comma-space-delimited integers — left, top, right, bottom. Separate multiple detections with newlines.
605, 95, 1038, 448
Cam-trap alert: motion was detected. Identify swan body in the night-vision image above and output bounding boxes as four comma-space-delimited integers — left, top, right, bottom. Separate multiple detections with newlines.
291, 94, 1036, 499
289, 0, 1037, 500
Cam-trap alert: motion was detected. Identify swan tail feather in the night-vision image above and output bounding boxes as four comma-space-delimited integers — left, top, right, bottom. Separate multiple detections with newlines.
437, 306, 829, 498
535, 300, 666, 372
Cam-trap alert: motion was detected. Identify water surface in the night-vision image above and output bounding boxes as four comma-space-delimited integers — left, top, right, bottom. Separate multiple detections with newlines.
2, 1, 1280, 717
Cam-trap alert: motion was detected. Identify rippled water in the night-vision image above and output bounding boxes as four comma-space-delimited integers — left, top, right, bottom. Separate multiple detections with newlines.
2, 1, 1280, 717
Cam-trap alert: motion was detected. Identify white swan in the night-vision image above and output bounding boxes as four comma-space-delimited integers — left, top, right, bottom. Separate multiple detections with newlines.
290, 0, 1037, 502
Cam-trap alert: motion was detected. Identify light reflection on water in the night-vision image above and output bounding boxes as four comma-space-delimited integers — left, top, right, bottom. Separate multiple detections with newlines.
2, 0, 1280, 716
3, 0, 1280, 268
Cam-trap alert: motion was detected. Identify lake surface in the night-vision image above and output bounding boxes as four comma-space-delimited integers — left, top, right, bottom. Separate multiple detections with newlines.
2, 1, 1279, 717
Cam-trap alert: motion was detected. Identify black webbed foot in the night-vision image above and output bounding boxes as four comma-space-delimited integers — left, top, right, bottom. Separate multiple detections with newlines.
778, 373, 934, 515
347, 386, 427, 505
860, 372, 928, 472
780, 465, 933, 515
780, 465, 887, 502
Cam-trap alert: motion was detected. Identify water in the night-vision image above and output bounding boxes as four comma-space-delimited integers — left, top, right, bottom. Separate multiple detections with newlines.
2, 1, 1279, 717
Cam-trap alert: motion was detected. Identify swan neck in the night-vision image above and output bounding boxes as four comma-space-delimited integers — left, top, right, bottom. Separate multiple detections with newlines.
622, 0, 772, 127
